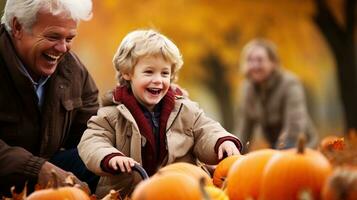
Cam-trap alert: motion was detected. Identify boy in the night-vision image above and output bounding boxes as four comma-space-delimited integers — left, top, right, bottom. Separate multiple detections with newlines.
78, 29, 241, 197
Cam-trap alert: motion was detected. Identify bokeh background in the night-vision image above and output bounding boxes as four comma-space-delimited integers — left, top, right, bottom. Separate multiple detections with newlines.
1, 0, 355, 149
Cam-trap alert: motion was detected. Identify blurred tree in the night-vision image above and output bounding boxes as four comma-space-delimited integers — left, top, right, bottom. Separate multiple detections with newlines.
314, 0, 356, 133
201, 51, 235, 131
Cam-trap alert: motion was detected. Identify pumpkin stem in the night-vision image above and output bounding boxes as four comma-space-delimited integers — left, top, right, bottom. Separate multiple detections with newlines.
51, 169, 59, 189
297, 133, 306, 154
199, 177, 211, 200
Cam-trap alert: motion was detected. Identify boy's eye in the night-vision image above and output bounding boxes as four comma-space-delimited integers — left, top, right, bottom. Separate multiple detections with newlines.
144, 70, 153, 74
162, 71, 170, 76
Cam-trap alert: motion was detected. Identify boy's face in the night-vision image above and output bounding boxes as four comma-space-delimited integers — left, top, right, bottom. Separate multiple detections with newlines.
123, 54, 172, 111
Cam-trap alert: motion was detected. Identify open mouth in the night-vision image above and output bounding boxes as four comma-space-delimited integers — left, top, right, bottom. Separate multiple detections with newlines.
43, 53, 60, 63
147, 88, 162, 95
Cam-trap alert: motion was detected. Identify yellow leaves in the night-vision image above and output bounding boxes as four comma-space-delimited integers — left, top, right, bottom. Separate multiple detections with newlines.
102, 0, 119, 10
73, 0, 340, 129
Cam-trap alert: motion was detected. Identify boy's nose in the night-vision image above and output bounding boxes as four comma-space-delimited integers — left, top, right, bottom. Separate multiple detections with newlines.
152, 74, 162, 83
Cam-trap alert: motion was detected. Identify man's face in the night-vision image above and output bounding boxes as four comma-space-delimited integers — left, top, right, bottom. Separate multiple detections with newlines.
245, 46, 276, 84
12, 9, 78, 79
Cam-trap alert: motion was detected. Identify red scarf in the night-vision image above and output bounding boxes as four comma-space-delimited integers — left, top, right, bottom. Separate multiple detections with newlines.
113, 86, 175, 175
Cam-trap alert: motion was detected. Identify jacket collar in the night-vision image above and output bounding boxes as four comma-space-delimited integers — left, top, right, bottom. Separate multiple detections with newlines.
253, 68, 282, 95
0, 25, 39, 112
113, 86, 175, 171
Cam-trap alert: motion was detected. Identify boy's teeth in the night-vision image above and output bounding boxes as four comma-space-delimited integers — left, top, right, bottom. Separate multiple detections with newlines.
148, 88, 161, 94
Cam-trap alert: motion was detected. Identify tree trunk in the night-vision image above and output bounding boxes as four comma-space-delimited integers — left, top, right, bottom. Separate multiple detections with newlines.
314, 0, 357, 132
201, 52, 235, 132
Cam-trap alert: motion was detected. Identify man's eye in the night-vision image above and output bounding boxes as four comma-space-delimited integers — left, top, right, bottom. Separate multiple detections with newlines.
46, 36, 60, 41
66, 37, 74, 43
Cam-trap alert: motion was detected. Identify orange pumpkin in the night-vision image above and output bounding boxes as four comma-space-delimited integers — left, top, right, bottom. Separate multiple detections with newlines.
213, 155, 242, 188
27, 187, 90, 200
157, 162, 212, 185
131, 173, 201, 200
260, 138, 332, 200
226, 149, 278, 200
322, 166, 357, 200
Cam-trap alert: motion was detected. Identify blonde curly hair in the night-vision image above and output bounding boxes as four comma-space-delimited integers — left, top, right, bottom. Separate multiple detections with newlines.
112, 29, 184, 86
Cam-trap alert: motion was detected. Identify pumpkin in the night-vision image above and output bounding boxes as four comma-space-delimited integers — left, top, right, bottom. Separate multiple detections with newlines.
226, 149, 278, 200
157, 162, 212, 185
260, 136, 332, 200
212, 155, 242, 188
322, 166, 357, 200
204, 186, 229, 200
27, 186, 90, 200
131, 173, 201, 200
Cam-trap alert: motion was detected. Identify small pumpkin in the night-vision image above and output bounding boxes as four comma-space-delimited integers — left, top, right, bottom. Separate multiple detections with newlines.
157, 162, 212, 185
212, 155, 242, 188
226, 149, 278, 200
131, 173, 201, 200
260, 136, 332, 200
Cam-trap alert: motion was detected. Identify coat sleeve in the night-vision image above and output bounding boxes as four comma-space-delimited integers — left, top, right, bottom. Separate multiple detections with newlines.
78, 106, 123, 176
277, 80, 317, 148
236, 83, 254, 150
189, 103, 242, 165
0, 139, 46, 179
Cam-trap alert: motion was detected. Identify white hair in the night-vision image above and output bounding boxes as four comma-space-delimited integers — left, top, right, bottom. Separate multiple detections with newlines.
113, 29, 184, 86
1, 0, 93, 33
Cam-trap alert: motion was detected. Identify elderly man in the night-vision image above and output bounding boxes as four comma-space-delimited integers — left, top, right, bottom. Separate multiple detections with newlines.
0, 0, 99, 197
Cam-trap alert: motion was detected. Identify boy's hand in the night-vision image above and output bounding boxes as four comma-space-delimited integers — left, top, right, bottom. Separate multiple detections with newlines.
218, 141, 241, 160
109, 156, 139, 173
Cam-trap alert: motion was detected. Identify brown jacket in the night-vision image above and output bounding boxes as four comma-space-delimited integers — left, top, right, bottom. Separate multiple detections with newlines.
237, 69, 318, 149
78, 88, 241, 197
0, 25, 99, 195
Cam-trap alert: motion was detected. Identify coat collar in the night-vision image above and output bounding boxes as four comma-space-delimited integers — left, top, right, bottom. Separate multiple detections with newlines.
0, 25, 39, 113
253, 68, 283, 96
113, 86, 176, 174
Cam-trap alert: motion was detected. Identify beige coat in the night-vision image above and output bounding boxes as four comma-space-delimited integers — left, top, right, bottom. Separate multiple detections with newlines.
237, 69, 318, 149
78, 96, 240, 197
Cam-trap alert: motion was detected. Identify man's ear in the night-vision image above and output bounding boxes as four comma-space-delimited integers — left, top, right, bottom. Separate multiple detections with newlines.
11, 17, 24, 39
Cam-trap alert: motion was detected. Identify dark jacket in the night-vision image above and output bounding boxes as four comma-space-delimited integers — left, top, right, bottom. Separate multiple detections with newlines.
237, 69, 318, 149
0, 25, 99, 195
